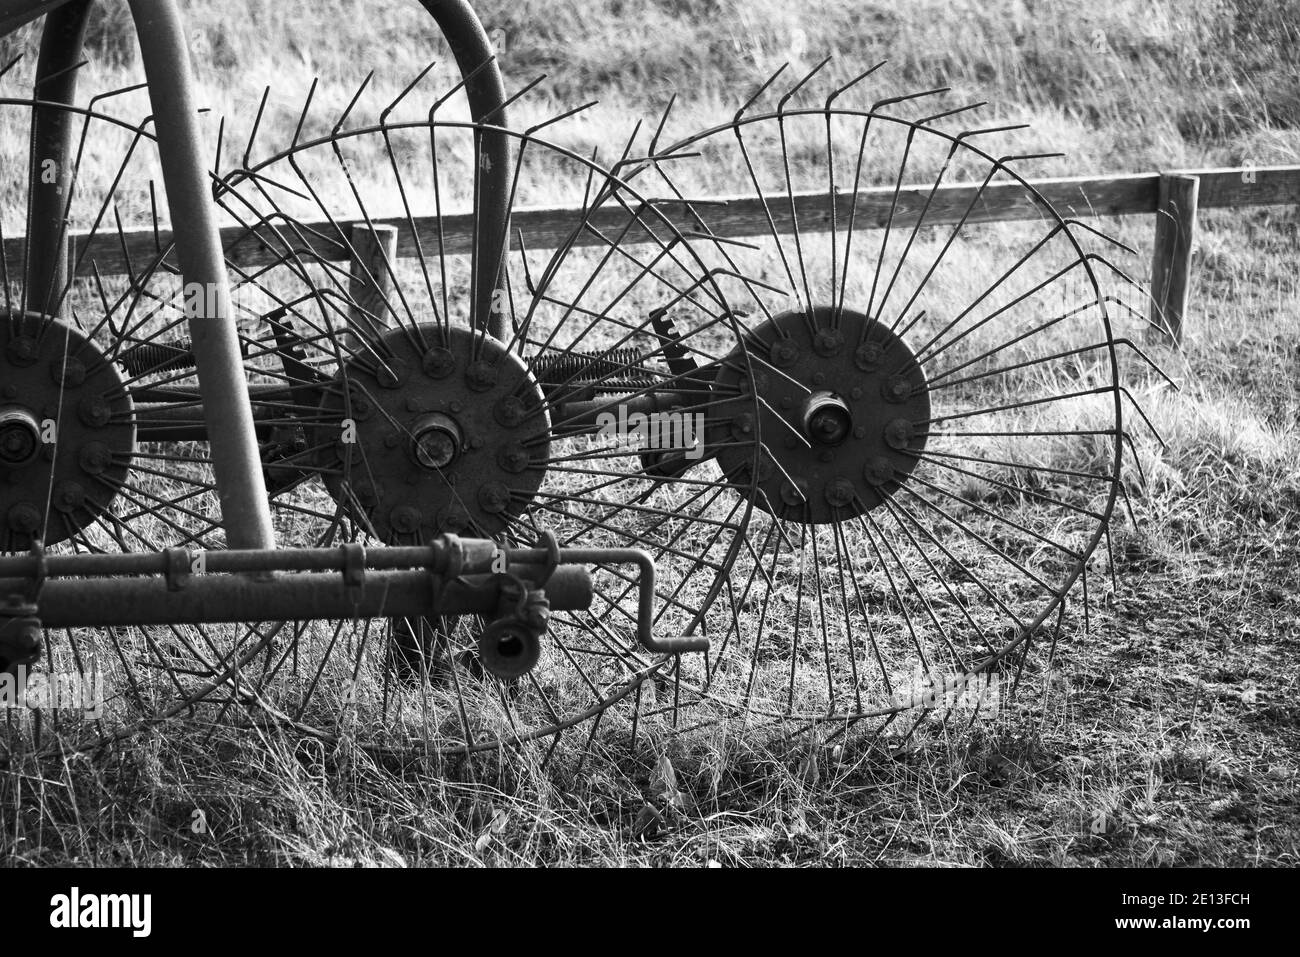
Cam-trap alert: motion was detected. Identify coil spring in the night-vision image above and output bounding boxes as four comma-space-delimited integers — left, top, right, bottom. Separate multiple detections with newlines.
118, 340, 195, 377
531, 348, 655, 392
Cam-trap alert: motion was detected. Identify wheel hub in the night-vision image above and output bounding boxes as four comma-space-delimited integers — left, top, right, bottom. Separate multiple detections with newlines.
316, 324, 550, 540
0, 312, 134, 551
714, 306, 930, 523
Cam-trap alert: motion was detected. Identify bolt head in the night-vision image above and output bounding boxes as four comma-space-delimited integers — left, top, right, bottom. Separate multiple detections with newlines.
882, 375, 912, 403
53, 481, 84, 514
495, 396, 526, 428
478, 481, 510, 514
731, 413, 755, 439
884, 418, 914, 450
825, 477, 856, 508
77, 441, 109, 476
498, 445, 530, 473
376, 357, 409, 389
6, 336, 37, 366
390, 505, 423, 535
51, 357, 86, 387
422, 347, 455, 379
854, 342, 883, 371
813, 328, 843, 357
779, 479, 808, 507
78, 395, 112, 428
465, 360, 498, 392
6, 503, 41, 534
769, 338, 800, 368
864, 457, 895, 486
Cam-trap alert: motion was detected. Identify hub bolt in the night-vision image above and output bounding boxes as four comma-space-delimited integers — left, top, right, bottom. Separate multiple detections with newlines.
466, 360, 498, 392
477, 481, 511, 514
884, 418, 915, 450
825, 477, 856, 508
51, 357, 86, 387
779, 479, 808, 507
52, 481, 84, 514
854, 341, 883, 371
813, 329, 843, 356
376, 357, 409, 389
80, 441, 112, 475
864, 457, 895, 487
78, 395, 112, 428
390, 505, 423, 535
498, 445, 530, 473
769, 338, 800, 368
6, 336, 37, 366
495, 396, 526, 428
882, 375, 912, 403
7, 502, 41, 534
438, 504, 469, 533
422, 347, 455, 379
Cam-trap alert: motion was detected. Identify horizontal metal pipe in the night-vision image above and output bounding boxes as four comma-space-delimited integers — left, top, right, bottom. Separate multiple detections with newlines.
22, 566, 591, 628
0, 536, 504, 579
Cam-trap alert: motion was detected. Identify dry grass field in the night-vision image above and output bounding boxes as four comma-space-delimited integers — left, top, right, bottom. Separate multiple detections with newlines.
0, 0, 1297, 866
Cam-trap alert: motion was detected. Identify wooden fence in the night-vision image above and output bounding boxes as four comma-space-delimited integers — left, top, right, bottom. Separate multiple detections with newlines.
21, 163, 1299, 345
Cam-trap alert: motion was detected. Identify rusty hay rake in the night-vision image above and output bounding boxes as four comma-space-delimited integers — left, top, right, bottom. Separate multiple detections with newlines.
0, 0, 1168, 759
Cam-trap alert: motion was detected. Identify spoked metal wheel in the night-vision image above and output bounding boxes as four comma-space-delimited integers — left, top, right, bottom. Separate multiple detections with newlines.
0, 70, 764, 757
627, 65, 1155, 734
144, 78, 763, 756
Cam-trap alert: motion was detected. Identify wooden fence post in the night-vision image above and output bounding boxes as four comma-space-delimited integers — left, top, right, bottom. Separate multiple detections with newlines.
347, 223, 399, 350
1149, 173, 1199, 344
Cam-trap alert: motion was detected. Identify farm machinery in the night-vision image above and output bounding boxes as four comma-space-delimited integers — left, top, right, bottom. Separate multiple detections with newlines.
0, 0, 1156, 757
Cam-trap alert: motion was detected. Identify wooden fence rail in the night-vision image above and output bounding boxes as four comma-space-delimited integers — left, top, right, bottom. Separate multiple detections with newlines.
14, 163, 1298, 344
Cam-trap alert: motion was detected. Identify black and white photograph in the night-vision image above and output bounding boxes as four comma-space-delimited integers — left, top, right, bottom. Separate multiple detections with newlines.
0, 0, 1292, 925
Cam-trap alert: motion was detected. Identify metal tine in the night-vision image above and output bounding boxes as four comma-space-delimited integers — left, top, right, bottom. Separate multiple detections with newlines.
870, 85, 950, 113
242, 86, 272, 169
38, 84, 153, 325
331, 71, 375, 136
776, 55, 833, 115
681, 231, 761, 251
379, 60, 439, 124
1113, 336, 1179, 390
289, 77, 319, 151
918, 100, 987, 126
646, 92, 677, 158
429, 53, 499, 115
734, 62, 789, 123
825, 60, 887, 109
212, 116, 225, 183
0, 53, 23, 81
1120, 429, 1151, 488
1102, 287, 1177, 335
524, 98, 598, 136
33, 56, 88, 91
1119, 386, 1170, 450
481, 73, 547, 125
1063, 217, 1139, 255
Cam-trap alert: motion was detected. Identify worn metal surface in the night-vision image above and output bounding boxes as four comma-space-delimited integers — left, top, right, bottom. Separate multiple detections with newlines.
21, 566, 592, 627
126, 0, 276, 551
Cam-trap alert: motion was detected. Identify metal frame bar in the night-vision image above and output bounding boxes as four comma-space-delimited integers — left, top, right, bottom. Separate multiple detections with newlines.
23, 0, 87, 319
416, 0, 512, 340
125, 0, 276, 549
